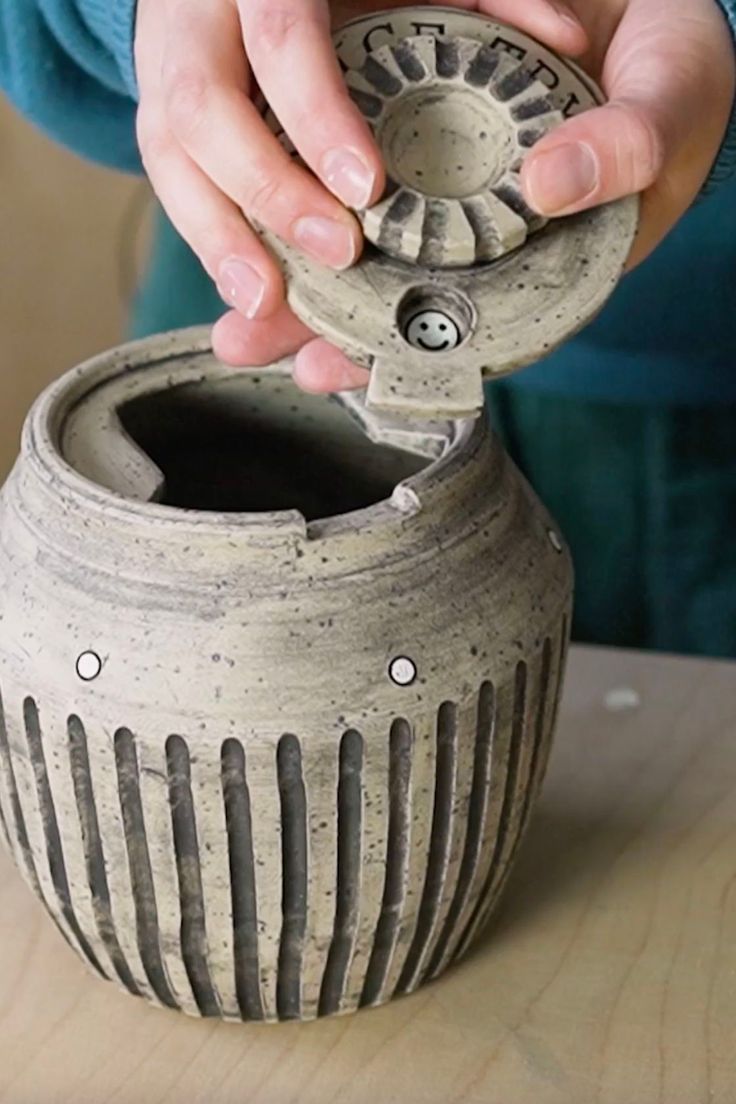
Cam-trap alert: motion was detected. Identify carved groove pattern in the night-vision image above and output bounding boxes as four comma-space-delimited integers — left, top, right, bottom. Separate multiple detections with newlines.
319, 729, 363, 1017
68, 716, 140, 994
397, 701, 457, 993
0, 690, 41, 896
165, 734, 221, 1017
114, 728, 178, 1009
360, 717, 412, 1006
276, 733, 307, 1020
0, 629, 567, 1020
347, 34, 563, 265
221, 738, 263, 1020
426, 681, 494, 976
22, 698, 105, 977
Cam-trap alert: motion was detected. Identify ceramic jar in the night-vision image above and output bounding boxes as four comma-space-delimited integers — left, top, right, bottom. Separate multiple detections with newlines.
0, 329, 571, 1020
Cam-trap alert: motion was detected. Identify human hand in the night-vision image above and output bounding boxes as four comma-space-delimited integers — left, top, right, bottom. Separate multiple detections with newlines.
521, 0, 735, 271
134, 0, 389, 323
133, 0, 586, 387
136, 1, 734, 394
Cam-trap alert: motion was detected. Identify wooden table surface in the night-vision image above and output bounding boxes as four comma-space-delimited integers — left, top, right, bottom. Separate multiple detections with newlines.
1, 645, 735, 1104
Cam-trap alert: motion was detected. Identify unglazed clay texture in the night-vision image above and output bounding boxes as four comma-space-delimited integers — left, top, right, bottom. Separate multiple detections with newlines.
0, 329, 572, 1021
346, 34, 563, 267
262, 7, 639, 420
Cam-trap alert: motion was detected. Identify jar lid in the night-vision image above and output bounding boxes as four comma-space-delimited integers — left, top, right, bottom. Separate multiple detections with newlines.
260, 7, 638, 421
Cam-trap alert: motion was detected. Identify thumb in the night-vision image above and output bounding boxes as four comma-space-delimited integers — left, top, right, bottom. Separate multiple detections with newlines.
520, 0, 735, 216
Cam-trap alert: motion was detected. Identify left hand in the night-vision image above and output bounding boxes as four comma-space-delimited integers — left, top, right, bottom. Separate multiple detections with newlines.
214, 0, 735, 393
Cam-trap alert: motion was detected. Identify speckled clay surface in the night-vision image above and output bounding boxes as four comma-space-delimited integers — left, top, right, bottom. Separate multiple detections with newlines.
262, 7, 639, 419
0, 329, 572, 1021
346, 34, 563, 266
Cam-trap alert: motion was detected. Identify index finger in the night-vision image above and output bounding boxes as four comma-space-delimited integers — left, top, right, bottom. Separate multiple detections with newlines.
237, 0, 385, 210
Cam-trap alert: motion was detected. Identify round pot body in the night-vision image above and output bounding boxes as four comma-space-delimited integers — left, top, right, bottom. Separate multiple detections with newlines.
0, 329, 572, 1021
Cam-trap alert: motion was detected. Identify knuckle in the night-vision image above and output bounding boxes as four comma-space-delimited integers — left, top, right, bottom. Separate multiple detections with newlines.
201, 225, 251, 269
242, 173, 285, 221
163, 64, 209, 139
248, 6, 306, 54
617, 103, 666, 190
136, 111, 171, 168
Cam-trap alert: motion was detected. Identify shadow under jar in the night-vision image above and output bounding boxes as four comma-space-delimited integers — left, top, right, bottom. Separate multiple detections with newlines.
0, 328, 571, 1021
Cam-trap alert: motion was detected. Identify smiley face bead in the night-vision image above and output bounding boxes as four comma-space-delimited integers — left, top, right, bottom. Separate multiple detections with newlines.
404, 310, 462, 352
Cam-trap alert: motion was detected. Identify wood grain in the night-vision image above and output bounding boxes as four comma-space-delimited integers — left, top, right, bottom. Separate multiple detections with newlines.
1, 644, 735, 1103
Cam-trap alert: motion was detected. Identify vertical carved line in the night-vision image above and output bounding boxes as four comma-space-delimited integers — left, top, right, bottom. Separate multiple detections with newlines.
396, 701, 457, 993
521, 638, 553, 814
276, 733, 307, 1020
360, 718, 412, 1007
466, 627, 568, 954
319, 729, 363, 1017
548, 614, 570, 745
480, 642, 554, 925
221, 738, 263, 1021
67, 715, 140, 995
0, 797, 10, 852
114, 728, 178, 1009
0, 689, 40, 893
455, 661, 528, 954
22, 697, 105, 976
427, 681, 495, 975
165, 734, 221, 1017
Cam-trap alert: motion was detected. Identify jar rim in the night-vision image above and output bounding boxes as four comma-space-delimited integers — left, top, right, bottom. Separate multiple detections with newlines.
22, 327, 480, 544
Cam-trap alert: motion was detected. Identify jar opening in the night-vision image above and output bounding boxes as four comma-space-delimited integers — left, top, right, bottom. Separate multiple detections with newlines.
116, 373, 429, 520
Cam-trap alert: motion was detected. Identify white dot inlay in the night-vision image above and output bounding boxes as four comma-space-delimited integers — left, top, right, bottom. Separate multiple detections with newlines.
389, 656, 417, 687
76, 651, 102, 682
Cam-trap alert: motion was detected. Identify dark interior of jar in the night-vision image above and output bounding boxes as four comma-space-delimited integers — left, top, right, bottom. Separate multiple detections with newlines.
117, 374, 429, 519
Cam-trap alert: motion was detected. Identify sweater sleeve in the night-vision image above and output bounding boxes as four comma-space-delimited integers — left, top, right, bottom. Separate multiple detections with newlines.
0, 0, 140, 173
709, 0, 736, 191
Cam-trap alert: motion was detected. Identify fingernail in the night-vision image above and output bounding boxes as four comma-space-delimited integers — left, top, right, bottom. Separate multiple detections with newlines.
217, 257, 265, 319
293, 216, 357, 269
321, 147, 376, 209
525, 142, 598, 214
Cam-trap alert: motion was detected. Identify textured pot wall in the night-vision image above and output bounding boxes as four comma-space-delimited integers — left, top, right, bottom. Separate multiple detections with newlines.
0, 339, 572, 1021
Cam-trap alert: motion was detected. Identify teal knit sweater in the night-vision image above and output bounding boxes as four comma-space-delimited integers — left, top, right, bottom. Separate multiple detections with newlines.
0, 0, 139, 171
3, 1, 736, 403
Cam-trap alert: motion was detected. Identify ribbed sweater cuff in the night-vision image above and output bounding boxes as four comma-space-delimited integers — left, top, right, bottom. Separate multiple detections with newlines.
77, 0, 138, 99
705, 0, 736, 192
